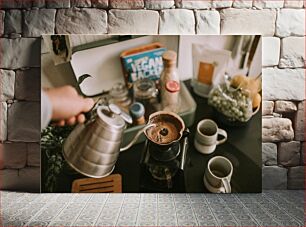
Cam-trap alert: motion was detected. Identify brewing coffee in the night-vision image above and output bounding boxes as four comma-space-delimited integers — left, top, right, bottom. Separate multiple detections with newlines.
145, 112, 184, 145
147, 122, 179, 144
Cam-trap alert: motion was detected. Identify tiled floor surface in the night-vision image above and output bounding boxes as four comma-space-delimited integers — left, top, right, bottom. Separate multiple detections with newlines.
1, 190, 304, 226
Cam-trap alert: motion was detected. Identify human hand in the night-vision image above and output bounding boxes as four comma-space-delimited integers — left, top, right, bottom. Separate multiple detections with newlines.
45, 86, 94, 126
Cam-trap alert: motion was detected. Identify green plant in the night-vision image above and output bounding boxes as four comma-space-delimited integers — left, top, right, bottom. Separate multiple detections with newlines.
41, 125, 74, 192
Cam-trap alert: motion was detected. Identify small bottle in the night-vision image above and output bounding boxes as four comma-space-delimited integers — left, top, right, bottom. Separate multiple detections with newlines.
129, 102, 146, 125
160, 50, 180, 113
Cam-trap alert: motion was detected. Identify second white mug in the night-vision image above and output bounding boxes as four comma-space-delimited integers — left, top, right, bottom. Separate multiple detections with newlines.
204, 156, 233, 193
194, 119, 227, 154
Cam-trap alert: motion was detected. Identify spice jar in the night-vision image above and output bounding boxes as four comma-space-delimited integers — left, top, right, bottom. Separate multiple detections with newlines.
129, 102, 146, 125
109, 82, 132, 112
160, 50, 180, 113
133, 78, 159, 119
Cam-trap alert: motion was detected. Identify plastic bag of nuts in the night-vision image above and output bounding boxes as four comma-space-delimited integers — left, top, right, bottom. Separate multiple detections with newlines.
208, 74, 261, 124
208, 83, 254, 123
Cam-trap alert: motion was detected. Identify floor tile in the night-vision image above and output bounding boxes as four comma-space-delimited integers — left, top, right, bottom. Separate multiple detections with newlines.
0, 190, 304, 227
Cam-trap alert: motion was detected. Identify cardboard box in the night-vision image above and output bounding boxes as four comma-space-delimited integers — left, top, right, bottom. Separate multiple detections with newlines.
120, 43, 167, 85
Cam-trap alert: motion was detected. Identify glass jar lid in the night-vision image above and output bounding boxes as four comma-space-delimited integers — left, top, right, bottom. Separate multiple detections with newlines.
133, 78, 158, 99
129, 102, 145, 119
109, 82, 129, 100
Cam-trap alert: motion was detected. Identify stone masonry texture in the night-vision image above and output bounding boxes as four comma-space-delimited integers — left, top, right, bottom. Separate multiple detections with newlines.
46, 0, 70, 9
109, 0, 144, 9
195, 10, 220, 35
278, 141, 301, 167
0, 69, 15, 102
0, 10, 4, 35
232, 0, 253, 8
0, 0, 305, 192
284, 0, 304, 8
253, 0, 284, 9
27, 143, 40, 167
160, 9, 195, 34
262, 143, 277, 166
0, 38, 40, 69
274, 101, 297, 113
15, 68, 41, 101
0, 0, 32, 9
220, 9, 276, 36
262, 166, 287, 189
279, 37, 305, 68
0, 168, 40, 192
33, 0, 46, 8
71, 0, 92, 8
23, 9, 56, 37
91, 0, 108, 8
262, 101, 274, 115
262, 37, 280, 66
0, 143, 27, 169
301, 142, 305, 166
287, 166, 304, 189
145, 0, 175, 9
212, 0, 233, 8
275, 9, 305, 37
176, 0, 212, 9
262, 68, 305, 101
7, 102, 40, 142
294, 101, 305, 141
0, 102, 7, 142
56, 8, 107, 34
108, 10, 159, 34
262, 118, 294, 142
4, 10, 22, 35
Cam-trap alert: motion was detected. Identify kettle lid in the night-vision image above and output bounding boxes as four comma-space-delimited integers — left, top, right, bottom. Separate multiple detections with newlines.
97, 106, 125, 129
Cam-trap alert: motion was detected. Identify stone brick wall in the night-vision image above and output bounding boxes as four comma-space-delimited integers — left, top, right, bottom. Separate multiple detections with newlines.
0, 0, 305, 192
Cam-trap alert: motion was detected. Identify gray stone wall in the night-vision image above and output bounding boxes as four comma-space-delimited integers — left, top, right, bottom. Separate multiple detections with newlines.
0, 0, 305, 192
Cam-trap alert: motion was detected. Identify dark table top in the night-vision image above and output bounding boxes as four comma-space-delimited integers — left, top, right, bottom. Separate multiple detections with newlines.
55, 81, 262, 193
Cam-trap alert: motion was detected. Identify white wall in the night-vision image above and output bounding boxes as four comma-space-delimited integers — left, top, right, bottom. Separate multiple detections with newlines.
177, 35, 235, 80
42, 35, 261, 94
177, 35, 262, 80
41, 35, 179, 93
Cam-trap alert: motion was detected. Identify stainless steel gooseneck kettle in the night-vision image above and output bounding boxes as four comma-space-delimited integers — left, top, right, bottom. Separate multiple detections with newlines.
63, 103, 154, 178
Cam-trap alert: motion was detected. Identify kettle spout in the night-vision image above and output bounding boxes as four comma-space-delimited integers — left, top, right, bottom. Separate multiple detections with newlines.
120, 124, 156, 152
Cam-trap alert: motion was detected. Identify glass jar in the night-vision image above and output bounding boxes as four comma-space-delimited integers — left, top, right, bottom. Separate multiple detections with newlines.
109, 82, 132, 112
133, 78, 159, 119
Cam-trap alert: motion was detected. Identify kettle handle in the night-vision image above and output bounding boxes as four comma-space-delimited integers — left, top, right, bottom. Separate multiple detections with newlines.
120, 124, 156, 152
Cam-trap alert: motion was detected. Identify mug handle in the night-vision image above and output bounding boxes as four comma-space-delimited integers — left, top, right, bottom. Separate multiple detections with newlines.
216, 129, 227, 145
221, 178, 231, 193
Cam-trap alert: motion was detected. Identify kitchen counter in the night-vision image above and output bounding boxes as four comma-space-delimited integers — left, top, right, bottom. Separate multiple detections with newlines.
54, 81, 261, 193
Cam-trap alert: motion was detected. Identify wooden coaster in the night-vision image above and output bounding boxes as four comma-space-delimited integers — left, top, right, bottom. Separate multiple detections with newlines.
71, 174, 122, 193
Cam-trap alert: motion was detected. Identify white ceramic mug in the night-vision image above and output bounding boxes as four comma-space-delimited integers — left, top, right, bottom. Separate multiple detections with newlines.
194, 119, 227, 154
204, 156, 233, 193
